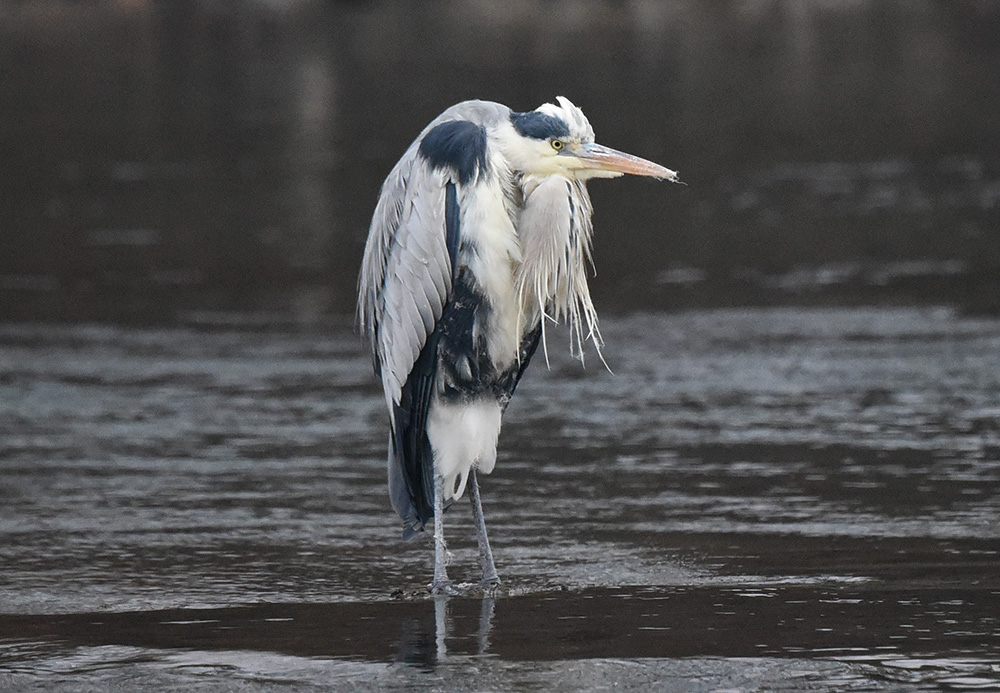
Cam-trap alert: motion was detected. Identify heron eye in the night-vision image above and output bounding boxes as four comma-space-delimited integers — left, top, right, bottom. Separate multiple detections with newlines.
550, 139, 564, 151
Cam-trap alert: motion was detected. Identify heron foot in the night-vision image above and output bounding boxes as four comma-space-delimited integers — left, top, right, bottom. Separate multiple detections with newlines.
480, 575, 501, 596
430, 578, 457, 596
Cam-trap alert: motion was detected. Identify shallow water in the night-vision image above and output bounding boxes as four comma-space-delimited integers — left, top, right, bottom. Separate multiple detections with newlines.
1, 307, 999, 691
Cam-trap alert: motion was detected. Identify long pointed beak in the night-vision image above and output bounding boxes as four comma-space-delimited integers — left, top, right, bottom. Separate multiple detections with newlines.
576, 143, 680, 182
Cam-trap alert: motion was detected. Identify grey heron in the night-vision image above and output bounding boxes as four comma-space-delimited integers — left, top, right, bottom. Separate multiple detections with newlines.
359, 97, 679, 594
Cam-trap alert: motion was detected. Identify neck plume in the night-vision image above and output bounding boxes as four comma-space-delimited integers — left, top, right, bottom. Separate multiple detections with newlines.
515, 176, 605, 366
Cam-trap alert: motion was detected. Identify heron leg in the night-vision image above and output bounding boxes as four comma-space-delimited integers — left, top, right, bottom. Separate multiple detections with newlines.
469, 469, 500, 589
431, 474, 453, 594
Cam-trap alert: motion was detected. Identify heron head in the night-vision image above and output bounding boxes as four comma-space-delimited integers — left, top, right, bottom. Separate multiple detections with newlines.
505, 96, 679, 182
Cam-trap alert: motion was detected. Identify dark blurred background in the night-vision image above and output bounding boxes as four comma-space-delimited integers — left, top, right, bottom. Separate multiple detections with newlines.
2, 0, 998, 323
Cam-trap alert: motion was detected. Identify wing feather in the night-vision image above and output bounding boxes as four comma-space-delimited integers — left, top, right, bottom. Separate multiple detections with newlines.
359, 100, 512, 407
377, 163, 451, 412
363, 161, 452, 535
361, 163, 450, 399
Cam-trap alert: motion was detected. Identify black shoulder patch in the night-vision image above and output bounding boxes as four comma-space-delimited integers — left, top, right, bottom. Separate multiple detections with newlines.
510, 110, 570, 140
444, 182, 460, 277
418, 120, 488, 185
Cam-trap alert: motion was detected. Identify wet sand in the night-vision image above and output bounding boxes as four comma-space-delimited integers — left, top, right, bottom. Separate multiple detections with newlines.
1, 307, 999, 690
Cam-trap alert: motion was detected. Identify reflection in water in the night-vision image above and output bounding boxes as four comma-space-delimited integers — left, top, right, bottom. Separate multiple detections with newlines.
477, 597, 496, 654
392, 614, 437, 673
2, 587, 1000, 689
395, 596, 497, 669
435, 597, 447, 663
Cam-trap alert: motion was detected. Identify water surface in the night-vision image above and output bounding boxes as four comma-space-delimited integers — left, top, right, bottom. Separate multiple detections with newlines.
1, 307, 999, 690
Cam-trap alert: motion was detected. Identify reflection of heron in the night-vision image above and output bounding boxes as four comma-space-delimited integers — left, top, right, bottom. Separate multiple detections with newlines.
359, 97, 680, 593
435, 595, 496, 662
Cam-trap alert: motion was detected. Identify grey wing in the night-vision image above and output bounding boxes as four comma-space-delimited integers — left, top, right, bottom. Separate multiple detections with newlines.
358, 148, 456, 535
358, 99, 511, 408
359, 153, 452, 423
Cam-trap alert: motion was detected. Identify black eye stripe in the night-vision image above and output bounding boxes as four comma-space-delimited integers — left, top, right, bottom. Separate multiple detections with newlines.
510, 111, 571, 140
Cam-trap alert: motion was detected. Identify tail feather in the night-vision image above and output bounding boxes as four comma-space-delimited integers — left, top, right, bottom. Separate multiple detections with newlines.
389, 328, 442, 538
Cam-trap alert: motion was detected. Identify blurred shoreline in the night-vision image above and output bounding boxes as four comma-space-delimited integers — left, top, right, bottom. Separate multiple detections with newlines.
2, 0, 998, 322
